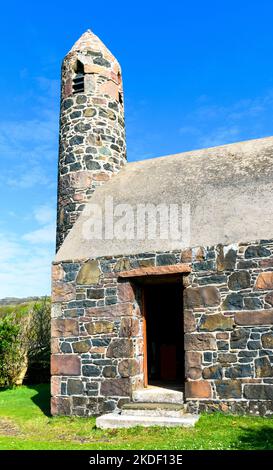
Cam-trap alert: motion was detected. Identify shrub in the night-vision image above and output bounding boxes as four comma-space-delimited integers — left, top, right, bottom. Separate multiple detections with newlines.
25, 298, 51, 384
0, 314, 28, 387
0, 297, 51, 387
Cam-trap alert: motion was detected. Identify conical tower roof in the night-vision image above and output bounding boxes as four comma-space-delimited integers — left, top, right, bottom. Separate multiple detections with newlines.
69, 29, 116, 62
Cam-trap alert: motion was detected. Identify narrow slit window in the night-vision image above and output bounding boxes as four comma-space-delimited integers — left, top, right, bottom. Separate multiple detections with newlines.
73, 74, 84, 93
73, 60, 85, 94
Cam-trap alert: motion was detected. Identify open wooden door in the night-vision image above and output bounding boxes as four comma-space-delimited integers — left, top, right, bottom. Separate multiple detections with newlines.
142, 287, 148, 388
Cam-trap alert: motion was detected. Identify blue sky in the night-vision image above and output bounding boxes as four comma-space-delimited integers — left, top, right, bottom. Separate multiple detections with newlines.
1, 0, 273, 297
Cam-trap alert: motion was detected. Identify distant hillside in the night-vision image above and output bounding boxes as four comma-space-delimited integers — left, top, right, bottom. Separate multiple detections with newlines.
0, 296, 44, 306
0, 296, 50, 318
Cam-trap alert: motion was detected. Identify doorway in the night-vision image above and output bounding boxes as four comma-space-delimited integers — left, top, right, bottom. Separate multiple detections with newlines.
142, 280, 184, 390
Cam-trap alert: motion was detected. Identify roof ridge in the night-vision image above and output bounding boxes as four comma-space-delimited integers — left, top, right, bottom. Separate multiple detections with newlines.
126, 135, 273, 167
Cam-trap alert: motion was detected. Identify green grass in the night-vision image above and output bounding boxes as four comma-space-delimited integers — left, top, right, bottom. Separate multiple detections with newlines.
0, 384, 273, 450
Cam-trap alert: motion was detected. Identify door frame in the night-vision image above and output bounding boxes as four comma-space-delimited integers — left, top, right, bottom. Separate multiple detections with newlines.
142, 287, 148, 388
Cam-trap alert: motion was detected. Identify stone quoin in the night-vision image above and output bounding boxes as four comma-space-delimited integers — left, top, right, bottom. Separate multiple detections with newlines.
51, 29, 273, 418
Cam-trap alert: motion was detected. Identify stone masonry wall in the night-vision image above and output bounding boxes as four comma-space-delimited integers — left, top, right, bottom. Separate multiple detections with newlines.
51, 256, 144, 417
51, 239, 273, 417
183, 240, 273, 416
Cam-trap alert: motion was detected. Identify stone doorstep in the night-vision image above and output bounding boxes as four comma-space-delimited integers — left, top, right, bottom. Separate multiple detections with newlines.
96, 413, 199, 429
121, 402, 186, 418
132, 386, 184, 404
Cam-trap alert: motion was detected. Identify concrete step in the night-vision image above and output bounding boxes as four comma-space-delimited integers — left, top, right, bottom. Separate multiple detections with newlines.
96, 413, 199, 429
121, 402, 186, 418
132, 386, 183, 404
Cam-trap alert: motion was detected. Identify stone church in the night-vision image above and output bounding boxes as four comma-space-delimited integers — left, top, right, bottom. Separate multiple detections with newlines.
51, 30, 273, 427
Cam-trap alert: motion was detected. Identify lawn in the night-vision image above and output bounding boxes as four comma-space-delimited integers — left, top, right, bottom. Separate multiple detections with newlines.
0, 384, 273, 450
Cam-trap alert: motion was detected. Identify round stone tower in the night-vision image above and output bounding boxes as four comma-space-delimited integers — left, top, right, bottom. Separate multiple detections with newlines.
56, 30, 127, 250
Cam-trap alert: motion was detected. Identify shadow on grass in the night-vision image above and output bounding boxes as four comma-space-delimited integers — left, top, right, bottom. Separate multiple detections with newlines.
234, 425, 273, 450
29, 383, 51, 417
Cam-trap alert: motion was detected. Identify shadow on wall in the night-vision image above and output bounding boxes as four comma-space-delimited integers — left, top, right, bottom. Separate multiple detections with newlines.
234, 425, 273, 450
29, 383, 51, 417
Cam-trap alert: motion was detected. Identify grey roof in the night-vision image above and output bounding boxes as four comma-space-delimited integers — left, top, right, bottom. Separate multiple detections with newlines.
55, 136, 273, 262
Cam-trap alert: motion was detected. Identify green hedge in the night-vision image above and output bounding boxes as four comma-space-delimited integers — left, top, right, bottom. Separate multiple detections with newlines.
0, 298, 51, 387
